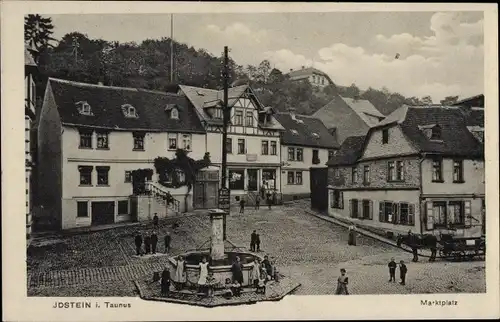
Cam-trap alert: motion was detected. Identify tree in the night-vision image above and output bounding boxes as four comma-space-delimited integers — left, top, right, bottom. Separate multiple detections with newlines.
440, 96, 459, 105
256, 60, 272, 84
421, 96, 433, 105
24, 14, 57, 51
339, 83, 361, 98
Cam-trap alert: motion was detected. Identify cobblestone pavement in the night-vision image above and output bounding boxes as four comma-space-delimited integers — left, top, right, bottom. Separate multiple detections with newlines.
27, 203, 485, 296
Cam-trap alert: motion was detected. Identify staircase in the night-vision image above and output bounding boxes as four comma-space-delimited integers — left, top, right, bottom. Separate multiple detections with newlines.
144, 181, 181, 214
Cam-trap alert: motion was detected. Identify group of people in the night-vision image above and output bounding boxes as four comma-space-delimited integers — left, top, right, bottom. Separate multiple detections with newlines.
237, 182, 278, 214
134, 214, 172, 256
388, 257, 408, 285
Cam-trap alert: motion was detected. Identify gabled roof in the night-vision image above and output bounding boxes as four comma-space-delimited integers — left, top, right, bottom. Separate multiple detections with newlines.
273, 113, 340, 149
326, 136, 365, 166
452, 94, 484, 108
48, 78, 205, 133
340, 96, 385, 126
370, 105, 484, 157
465, 108, 484, 127
286, 67, 334, 84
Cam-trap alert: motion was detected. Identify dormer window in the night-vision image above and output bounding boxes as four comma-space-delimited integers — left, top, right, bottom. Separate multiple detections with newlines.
122, 104, 138, 118
290, 129, 298, 135
171, 108, 179, 119
212, 108, 223, 119
418, 124, 442, 141
196, 90, 205, 96
312, 133, 320, 139
76, 101, 93, 116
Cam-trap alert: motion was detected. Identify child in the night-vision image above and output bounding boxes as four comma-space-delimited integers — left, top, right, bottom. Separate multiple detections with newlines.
335, 268, 349, 295
388, 257, 397, 282
399, 260, 407, 285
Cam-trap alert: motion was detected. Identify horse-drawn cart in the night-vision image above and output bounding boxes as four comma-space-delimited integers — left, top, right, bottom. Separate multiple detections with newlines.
438, 236, 485, 261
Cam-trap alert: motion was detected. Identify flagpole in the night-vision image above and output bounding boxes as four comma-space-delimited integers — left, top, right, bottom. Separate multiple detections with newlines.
170, 13, 174, 83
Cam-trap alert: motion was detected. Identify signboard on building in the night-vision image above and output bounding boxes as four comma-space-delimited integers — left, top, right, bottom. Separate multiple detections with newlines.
218, 187, 230, 211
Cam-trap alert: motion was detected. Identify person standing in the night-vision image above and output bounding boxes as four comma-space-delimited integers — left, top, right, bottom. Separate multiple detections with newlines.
249, 258, 260, 287
250, 230, 257, 252
429, 235, 437, 262
262, 255, 273, 279
399, 260, 407, 285
239, 197, 245, 214
173, 255, 187, 290
198, 257, 209, 294
388, 257, 397, 282
348, 225, 357, 246
151, 231, 158, 254
144, 234, 151, 255
266, 191, 272, 210
255, 194, 260, 210
408, 230, 419, 262
164, 232, 171, 253
153, 213, 159, 229
335, 268, 349, 295
255, 233, 261, 252
134, 231, 143, 256
160, 268, 171, 296
231, 256, 244, 285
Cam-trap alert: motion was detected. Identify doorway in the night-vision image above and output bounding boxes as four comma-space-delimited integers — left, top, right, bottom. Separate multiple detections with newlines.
247, 169, 258, 191
91, 201, 115, 225
193, 181, 219, 209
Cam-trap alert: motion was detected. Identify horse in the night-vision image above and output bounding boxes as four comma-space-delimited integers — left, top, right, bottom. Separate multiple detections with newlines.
396, 233, 438, 262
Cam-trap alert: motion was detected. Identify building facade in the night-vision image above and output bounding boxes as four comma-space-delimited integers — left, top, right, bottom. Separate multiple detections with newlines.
327, 105, 485, 237
286, 67, 334, 88
313, 95, 385, 144
179, 85, 285, 206
274, 111, 339, 201
37, 78, 206, 230
25, 45, 38, 238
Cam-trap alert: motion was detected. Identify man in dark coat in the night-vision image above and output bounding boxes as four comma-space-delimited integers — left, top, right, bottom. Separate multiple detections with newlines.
161, 268, 171, 296
151, 231, 158, 254
250, 230, 257, 251
144, 234, 151, 254
399, 260, 408, 285
164, 232, 171, 253
255, 233, 261, 252
388, 257, 397, 282
231, 256, 244, 284
262, 255, 273, 278
429, 235, 437, 262
134, 231, 143, 256
239, 198, 245, 214
255, 195, 260, 210
153, 213, 159, 229
266, 191, 272, 210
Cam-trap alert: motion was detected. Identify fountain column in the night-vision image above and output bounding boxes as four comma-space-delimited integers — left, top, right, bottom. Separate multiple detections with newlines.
209, 209, 226, 261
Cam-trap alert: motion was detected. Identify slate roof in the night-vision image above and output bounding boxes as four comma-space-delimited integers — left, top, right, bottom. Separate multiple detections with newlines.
452, 94, 484, 108
273, 113, 340, 149
326, 136, 365, 166
464, 108, 484, 127
340, 96, 385, 126
372, 105, 484, 158
286, 67, 334, 84
48, 78, 206, 133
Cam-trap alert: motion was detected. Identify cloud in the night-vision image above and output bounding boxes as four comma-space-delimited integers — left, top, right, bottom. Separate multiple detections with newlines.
264, 12, 483, 102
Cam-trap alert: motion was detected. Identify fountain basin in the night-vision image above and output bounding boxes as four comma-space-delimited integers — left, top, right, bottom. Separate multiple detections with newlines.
168, 251, 263, 288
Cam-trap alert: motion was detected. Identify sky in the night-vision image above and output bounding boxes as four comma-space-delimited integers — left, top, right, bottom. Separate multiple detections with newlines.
50, 11, 484, 102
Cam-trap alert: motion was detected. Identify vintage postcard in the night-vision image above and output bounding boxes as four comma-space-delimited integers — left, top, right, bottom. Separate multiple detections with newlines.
2, 1, 499, 321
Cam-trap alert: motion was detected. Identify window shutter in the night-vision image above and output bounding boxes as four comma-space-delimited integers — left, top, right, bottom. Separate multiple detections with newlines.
464, 200, 472, 227
409, 204, 415, 225
349, 199, 353, 218
391, 203, 397, 224
357, 201, 362, 219
426, 201, 434, 230
339, 192, 344, 209
379, 202, 384, 222
369, 200, 373, 220
329, 191, 334, 208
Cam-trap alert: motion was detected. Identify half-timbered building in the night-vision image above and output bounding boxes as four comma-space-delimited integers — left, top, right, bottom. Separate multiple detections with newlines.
179, 85, 285, 206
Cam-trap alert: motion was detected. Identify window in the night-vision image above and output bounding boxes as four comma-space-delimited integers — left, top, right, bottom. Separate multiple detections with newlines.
290, 129, 298, 135
228, 169, 245, 190
362, 200, 373, 220
237, 139, 245, 154
328, 150, 335, 160
330, 190, 344, 209
76, 101, 92, 116
170, 108, 179, 119
181, 134, 191, 151
313, 75, 316, 83
321, 78, 325, 85
453, 160, 464, 182
96, 131, 109, 149
351, 167, 358, 184
388, 161, 395, 181
77, 201, 88, 217
312, 149, 319, 164
118, 200, 129, 215
430, 125, 442, 140
382, 129, 389, 144
245, 111, 254, 127
133, 132, 145, 151
124, 171, 132, 183
287, 171, 295, 184
213, 108, 223, 119
432, 158, 443, 182
433, 201, 447, 227
426, 200, 471, 229
78, 166, 92, 185
333, 168, 340, 177
168, 133, 177, 150
379, 201, 397, 223
270, 141, 277, 155
296, 148, 304, 161
122, 104, 138, 118
295, 172, 303, 185
350, 199, 359, 218
96, 166, 110, 186
226, 138, 232, 154
448, 201, 464, 225
396, 161, 404, 181
234, 109, 243, 125
79, 130, 93, 149
397, 203, 415, 225
363, 165, 370, 184
261, 140, 269, 155
288, 147, 295, 161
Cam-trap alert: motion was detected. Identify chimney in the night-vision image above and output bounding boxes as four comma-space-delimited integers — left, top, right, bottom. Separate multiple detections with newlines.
328, 127, 337, 137
289, 68, 293, 72
288, 107, 296, 120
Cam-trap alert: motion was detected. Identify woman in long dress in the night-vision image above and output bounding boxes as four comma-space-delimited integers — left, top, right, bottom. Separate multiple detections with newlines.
335, 268, 349, 295
249, 258, 261, 287
173, 255, 187, 289
197, 257, 209, 293
348, 225, 357, 246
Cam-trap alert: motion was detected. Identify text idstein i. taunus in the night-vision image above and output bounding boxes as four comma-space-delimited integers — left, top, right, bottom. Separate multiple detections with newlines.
53, 301, 131, 309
